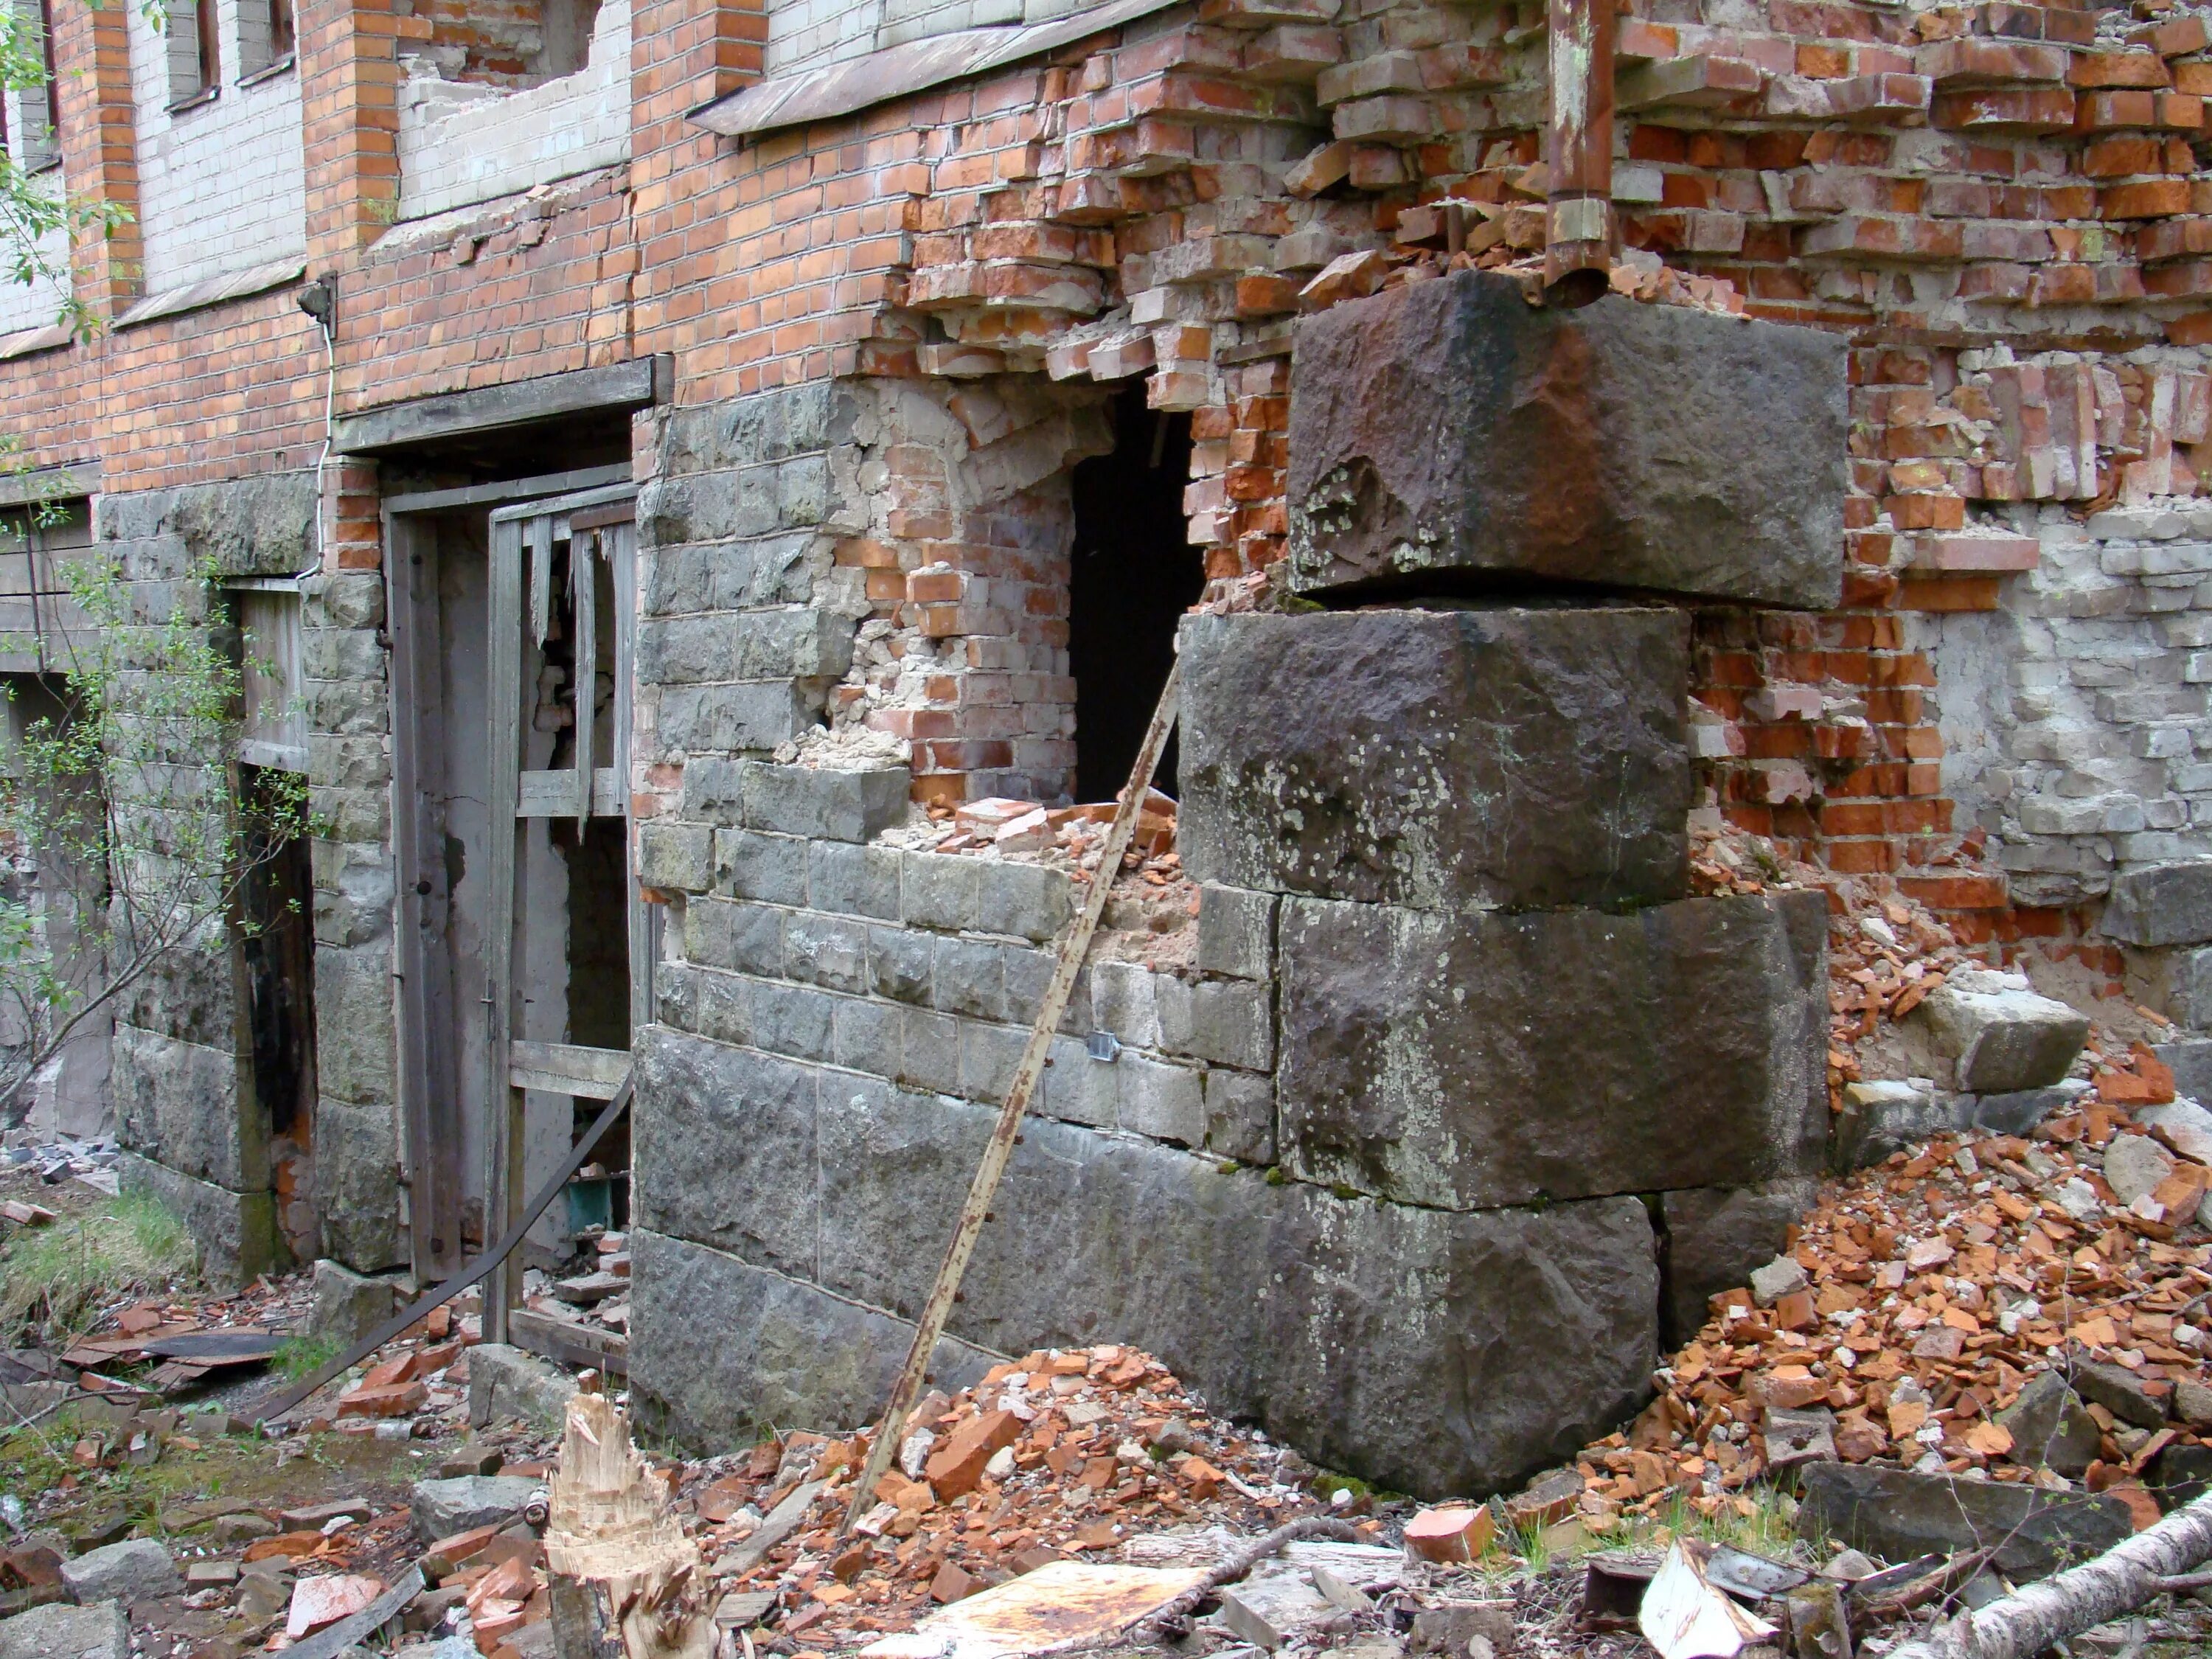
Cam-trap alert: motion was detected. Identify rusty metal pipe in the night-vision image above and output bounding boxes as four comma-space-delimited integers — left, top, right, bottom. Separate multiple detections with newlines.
1546, 0, 1616, 307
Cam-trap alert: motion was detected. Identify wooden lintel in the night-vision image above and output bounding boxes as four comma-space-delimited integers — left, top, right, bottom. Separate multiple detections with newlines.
333, 358, 674, 456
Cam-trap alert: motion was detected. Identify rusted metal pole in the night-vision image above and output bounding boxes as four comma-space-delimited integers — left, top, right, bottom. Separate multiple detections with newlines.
1546, 0, 1616, 307
841, 661, 1181, 1535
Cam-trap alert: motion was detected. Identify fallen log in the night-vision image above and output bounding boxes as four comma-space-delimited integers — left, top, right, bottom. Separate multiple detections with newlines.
1888, 1489, 2212, 1659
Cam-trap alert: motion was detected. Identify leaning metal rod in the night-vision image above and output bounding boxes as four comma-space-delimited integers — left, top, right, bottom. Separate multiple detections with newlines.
841, 662, 1182, 1534
247, 1070, 636, 1425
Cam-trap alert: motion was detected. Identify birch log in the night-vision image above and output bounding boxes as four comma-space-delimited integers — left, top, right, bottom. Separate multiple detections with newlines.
545, 1391, 716, 1659
1888, 1489, 2212, 1659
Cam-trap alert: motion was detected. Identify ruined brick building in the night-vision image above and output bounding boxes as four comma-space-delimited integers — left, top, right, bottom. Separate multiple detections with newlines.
8, 0, 2212, 1497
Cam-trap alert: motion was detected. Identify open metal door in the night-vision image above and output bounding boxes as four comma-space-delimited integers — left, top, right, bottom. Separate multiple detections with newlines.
480, 484, 644, 1341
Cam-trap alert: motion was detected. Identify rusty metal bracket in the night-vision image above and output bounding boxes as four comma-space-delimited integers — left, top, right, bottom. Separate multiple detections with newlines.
841, 661, 1183, 1533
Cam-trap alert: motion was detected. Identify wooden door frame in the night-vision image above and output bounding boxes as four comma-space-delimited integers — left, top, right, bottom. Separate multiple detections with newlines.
383, 477, 640, 1295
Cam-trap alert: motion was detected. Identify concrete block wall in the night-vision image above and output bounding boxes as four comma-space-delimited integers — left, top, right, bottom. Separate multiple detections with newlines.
396, 0, 630, 222
126, 0, 307, 295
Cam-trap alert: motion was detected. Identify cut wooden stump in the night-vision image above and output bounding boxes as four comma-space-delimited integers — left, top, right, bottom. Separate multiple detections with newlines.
544, 1391, 714, 1659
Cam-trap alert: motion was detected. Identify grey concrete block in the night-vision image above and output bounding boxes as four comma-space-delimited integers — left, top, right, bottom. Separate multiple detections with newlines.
1286, 268, 1846, 608
639, 821, 714, 893
867, 925, 934, 1005
1115, 1053, 1205, 1145
832, 995, 902, 1075
1964, 1082, 2091, 1137
658, 682, 815, 756
0, 1600, 128, 1659
1278, 891, 1829, 1208
716, 829, 809, 905
1157, 975, 1273, 1071
61, 1539, 181, 1607
742, 763, 909, 843
411, 1470, 552, 1534
693, 968, 754, 1048
1913, 968, 2090, 1093
808, 840, 900, 920
1037, 1034, 1115, 1128
1090, 961, 1162, 1048
1798, 1464, 2130, 1582
783, 911, 870, 994
902, 851, 981, 931
309, 1258, 400, 1346
1203, 1068, 1277, 1165
898, 1006, 961, 1093
2105, 860, 2212, 946
1831, 1079, 1951, 1171
1197, 885, 1276, 980
959, 1019, 1027, 1103
116, 1152, 282, 1290
975, 860, 1072, 943
315, 1095, 404, 1271
2157, 1036, 2212, 1102
684, 897, 785, 978
628, 1228, 998, 1453
933, 936, 1006, 1021
634, 1029, 821, 1273
748, 981, 837, 1063
113, 1025, 258, 1189
1660, 1180, 1819, 1346
1180, 608, 1691, 913
681, 757, 746, 820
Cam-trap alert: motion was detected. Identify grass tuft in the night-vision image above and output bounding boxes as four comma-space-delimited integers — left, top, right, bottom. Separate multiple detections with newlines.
271, 1331, 344, 1381
0, 1192, 197, 1349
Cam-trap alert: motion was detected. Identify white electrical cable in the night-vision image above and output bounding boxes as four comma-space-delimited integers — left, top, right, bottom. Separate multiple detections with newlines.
293, 307, 336, 581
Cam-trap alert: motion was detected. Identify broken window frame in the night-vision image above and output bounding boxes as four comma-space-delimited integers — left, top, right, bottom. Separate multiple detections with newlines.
223, 576, 307, 774
234, 0, 294, 84
164, 0, 221, 111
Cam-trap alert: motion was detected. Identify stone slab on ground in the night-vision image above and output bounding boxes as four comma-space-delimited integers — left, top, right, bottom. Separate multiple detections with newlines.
1178, 607, 1691, 913
1798, 1463, 2132, 1580
1912, 969, 2091, 1093
59, 1539, 178, 1607
308, 1259, 400, 1346
1659, 1180, 1819, 1345
0, 1599, 128, 1659
2103, 860, 2212, 947
1284, 268, 1847, 608
115, 1151, 282, 1290
408, 1475, 545, 1541
631, 1043, 1663, 1499
466, 1343, 578, 1435
1276, 891, 1829, 1208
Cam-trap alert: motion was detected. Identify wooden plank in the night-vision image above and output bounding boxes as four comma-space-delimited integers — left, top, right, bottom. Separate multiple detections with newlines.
509, 1038, 631, 1098
509, 1307, 628, 1377
382, 465, 630, 518
384, 510, 464, 1284
573, 529, 596, 836
331, 359, 672, 456
568, 501, 634, 531
482, 515, 526, 1346
842, 662, 1181, 1534
529, 514, 552, 650
608, 520, 653, 1037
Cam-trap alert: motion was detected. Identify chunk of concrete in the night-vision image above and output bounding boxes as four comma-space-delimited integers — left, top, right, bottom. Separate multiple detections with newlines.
2102, 1135, 2177, 1206
0, 1600, 128, 1659
2157, 1039, 2212, 1103
2137, 1096, 2212, 1164
309, 1259, 399, 1347
466, 1342, 578, 1436
1994, 1371, 2098, 1477
59, 1538, 179, 1607
1179, 606, 1691, 913
1658, 1180, 1818, 1344
1276, 891, 1828, 1208
1748, 1256, 1809, 1307
1797, 1464, 2132, 1580
1831, 1079, 1950, 1170
1911, 969, 2090, 1093
408, 1475, 544, 1542
2072, 1360, 2167, 1431
1285, 268, 1847, 608
2104, 860, 2212, 947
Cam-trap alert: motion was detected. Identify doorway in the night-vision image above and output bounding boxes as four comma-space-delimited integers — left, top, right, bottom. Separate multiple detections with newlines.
388, 483, 645, 1343
1068, 383, 1202, 799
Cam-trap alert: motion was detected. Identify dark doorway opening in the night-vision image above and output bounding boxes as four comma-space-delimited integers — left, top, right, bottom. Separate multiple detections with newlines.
240, 764, 319, 1258
1068, 382, 1203, 800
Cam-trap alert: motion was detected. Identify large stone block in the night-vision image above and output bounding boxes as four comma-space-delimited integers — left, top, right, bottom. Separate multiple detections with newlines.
1911, 968, 2090, 1093
1179, 608, 1691, 911
112, 1024, 259, 1189
116, 1152, 283, 1290
636, 1059, 1660, 1498
1277, 891, 1828, 1208
1285, 270, 1846, 608
2104, 860, 2212, 947
630, 1229, 998, 1450
1660, 1180, 1819, 1346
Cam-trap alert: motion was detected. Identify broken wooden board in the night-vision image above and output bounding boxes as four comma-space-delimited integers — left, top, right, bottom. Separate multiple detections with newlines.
859, 1563, 1208, 1659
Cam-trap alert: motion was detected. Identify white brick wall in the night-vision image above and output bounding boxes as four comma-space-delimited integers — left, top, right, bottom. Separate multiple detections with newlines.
396, 0, 630, 223
0, 225, 68, 338
128, 0, 307, 295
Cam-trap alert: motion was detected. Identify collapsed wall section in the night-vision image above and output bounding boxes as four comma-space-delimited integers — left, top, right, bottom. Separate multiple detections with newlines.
626, 285, 1843, 1496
